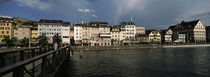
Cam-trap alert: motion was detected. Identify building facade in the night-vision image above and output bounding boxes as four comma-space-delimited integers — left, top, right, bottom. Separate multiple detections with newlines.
169, 20, 206, 43
173, 33, 186, 43
136, 27, 145, 34
38, 19, 70, 44
136, 34, 149, 44
120, 22, 136, 39
73, 24, 82, 45
14, 22, 33, 40
61, 22, 70, 44
0, 18, 14, 43
98, 33, 111, 46
82, 24, 92, 46
31, 27, 38, 43
161, 29, 172, 44
111, 26, 121, 45
206, 26, 210, 43
145, 30, 161, 44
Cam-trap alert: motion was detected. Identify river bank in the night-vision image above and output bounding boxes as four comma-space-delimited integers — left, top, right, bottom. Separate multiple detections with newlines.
71, 44, 210, 51
162, 44, 210, 48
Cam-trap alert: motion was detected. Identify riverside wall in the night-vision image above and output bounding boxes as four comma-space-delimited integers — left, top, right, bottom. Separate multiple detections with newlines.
71, 44, 210, 51
162, 44, 210, 48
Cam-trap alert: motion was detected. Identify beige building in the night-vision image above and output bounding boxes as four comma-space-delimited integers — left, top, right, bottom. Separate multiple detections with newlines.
70, 28, 74, 39
120, 28, 126, 41
14, 27, 31, 40
111, 26, 121, 45
14, 22, 38, 43
82, 23, 92, 46
136, 27, 145, 34
145, 30, 161, 44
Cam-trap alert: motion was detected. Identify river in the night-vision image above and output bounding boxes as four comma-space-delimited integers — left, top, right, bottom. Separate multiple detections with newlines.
55, 47, 210, 77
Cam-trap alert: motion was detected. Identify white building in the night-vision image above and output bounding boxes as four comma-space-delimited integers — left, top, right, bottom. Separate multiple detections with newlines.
73, 24, 82, 44
38, 19, 70, 44
120, 22, 136, 39
161, 29, 173, 44
61, 22, 70, 44
173, 33, 186, 43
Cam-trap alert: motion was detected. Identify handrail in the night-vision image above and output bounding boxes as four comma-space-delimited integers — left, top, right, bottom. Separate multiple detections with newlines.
0, 47, 43, 54
0, 45, 70, 76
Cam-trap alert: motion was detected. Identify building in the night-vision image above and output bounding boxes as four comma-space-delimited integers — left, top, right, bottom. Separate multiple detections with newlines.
73, 24, 82, 45
135, 34, 149, 44
145, 30, 161, 44
31, 27, 38, 43
161, 29, 173, 44
14, 22, 33, 40
120, 22, 136, 39
120, 28, 126, 41
0, 17, 15, 43
206, 26, 210, 43
111, 26, 121, 45
98, 33, 111, 46
82, 23, 92, 46
173, 33, 186, 43
61, 22, 70, 44
38, 19, 70, 44
120, 14, 136, 39
70, 28, 74, 44
89, 21, 110, 34
169, 20, 206, 43
136, 27, 145, 34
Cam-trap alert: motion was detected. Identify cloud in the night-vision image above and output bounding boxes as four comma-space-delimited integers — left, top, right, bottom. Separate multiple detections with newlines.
112, 0, 146, 24
11, 0, 210, 29
91, 14, 97, 17
77, 8, 95, 13
14, 0, 51, 10
0, 15, 12, 18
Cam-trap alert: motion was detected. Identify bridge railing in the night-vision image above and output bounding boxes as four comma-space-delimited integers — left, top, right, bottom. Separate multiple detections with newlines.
0, 46, 54, 68
0, 45, 72, 77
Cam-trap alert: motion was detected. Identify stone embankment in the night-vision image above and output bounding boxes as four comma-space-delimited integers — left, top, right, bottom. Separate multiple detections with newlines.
162, 44, 210, 48
71, 44, 210, 51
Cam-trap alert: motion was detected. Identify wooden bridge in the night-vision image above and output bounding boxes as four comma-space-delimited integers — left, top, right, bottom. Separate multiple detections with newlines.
0, 45, 73, 77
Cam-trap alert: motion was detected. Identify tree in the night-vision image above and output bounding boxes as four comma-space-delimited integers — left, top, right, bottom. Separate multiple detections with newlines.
38, 34, 48, 47
2, 36, 16, 48
52, 34, 62, 44
12, 37, 18, 47
20, 37, 29, 47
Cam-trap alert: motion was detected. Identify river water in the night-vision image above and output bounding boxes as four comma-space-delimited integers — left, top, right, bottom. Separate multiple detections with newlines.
55, 47, 210, 77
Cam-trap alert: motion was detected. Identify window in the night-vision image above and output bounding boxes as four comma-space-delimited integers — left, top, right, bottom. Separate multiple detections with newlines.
6, 31, 9, 34
2, 31, 4, 34
63, 36, 69, 38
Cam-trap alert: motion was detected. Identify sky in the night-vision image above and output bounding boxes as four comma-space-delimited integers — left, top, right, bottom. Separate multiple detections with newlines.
0, 0, 210, 29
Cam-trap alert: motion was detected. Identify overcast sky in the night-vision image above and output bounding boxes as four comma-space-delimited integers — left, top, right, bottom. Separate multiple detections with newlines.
0, 0, 210, 29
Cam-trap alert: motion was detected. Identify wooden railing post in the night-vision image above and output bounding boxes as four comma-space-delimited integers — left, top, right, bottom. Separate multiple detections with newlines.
13, 67, 24, 77
41, 56, 47, 77
13, 50, 25, 77
0, 53, 5, 68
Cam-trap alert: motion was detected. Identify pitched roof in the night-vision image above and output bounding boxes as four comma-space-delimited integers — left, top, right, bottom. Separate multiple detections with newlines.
39, 19, 63, 23
145, 29, 159, 35
180, 20, 199, 28
120, 21, 135, 25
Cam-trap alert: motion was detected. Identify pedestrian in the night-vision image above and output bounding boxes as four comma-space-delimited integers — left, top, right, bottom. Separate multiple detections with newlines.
54, 43, 58, 50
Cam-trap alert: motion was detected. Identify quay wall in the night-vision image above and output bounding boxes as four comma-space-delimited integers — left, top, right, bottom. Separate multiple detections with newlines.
162, 44, 210, 48
71, 44, 210, 51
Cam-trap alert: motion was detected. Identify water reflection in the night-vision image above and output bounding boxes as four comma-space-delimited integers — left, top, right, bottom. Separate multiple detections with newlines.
55, 47, 210, 77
